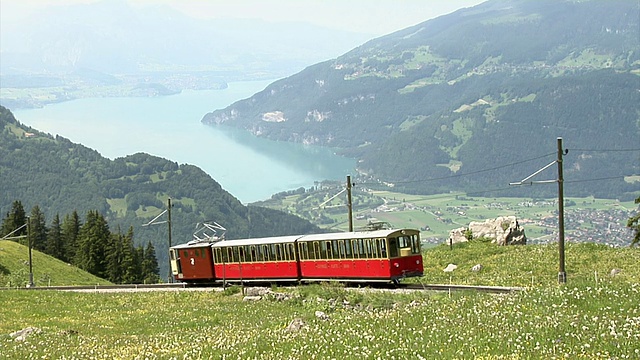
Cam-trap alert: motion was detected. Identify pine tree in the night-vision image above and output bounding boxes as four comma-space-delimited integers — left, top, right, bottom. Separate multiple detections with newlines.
45, 214, 65, 260
29, 206, 48, 251
121, 227, 140, 284
105, 227, 126, 284
75, 210, 110, 278
1, 200, 27, 239
61, 211, 81, 264
141, 241, 160, 284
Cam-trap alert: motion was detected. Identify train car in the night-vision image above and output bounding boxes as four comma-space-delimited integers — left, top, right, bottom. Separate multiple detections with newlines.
170, 241, 216, 282
169, 228, 423, 284
297, 228, 423, 283
211, 235, 302, 282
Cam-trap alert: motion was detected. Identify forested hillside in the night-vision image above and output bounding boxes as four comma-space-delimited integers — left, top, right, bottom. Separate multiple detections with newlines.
0, 106, 322, 276
203, 0, 640, 200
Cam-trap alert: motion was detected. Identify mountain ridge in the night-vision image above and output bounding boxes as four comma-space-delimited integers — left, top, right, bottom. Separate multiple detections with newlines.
202, 0, 640, 200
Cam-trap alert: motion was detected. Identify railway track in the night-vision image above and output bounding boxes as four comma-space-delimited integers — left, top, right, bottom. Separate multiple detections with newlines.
1, 282, 524, 294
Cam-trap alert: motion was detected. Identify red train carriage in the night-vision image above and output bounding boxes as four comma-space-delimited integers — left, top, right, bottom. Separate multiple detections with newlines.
211, 235, 302, 282
297, 229, 423, 283
170, 241, 216, 282
169, 228, 424, 284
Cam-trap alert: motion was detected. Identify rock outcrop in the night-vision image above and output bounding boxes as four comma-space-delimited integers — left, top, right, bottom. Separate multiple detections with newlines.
448, 216, 526, 245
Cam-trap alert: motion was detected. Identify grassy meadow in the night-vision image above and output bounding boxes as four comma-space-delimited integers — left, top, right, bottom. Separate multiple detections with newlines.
1, 242, 639, 359
0, 240, 111, 288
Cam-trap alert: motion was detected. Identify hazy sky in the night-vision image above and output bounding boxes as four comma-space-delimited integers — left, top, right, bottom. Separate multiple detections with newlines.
1, 0, 486, 35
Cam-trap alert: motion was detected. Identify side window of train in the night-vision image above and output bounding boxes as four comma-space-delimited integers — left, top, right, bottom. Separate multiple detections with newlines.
298, 242, 306, 260
363, 239, 372, 259
238, 247, 245, 263
389, 237, 399, 258
314, 241, 322, 260
356, 239, 364, 258
380, 239, 387, 258
325, 241, 333, 259
288, 243, 295, 260
345, 240, 353, 259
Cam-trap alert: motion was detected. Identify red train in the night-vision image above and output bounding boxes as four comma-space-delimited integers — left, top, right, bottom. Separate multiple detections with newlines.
169, 228, 423, 284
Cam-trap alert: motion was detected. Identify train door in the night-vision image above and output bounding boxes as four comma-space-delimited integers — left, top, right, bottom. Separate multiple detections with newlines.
170, 248, 182, 276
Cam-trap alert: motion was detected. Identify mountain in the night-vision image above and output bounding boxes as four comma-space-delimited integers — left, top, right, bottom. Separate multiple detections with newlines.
0, 106, 322, 275
0, 0, 372, 108
203, 0, 640, 200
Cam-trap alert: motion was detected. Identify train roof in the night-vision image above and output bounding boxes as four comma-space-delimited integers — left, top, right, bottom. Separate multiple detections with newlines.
171, 241, 217, 250
211, 235, 303, 247
298, 228, 418, 242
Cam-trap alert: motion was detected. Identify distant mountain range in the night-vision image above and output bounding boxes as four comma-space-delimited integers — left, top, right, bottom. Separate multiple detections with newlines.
0, 0, 372, 108
203, 0, 640, 200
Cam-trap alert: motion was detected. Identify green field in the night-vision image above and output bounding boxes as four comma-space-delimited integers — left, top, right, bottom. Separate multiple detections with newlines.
0, 240, 111, 287
258, 189, 637, 246
1, 240, 639, 358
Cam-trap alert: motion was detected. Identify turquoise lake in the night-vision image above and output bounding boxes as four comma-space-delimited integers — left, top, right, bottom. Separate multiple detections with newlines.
12, 80, 356, 203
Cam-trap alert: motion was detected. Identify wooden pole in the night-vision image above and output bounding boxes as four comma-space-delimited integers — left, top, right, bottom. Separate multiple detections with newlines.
167, 198, 173, 283
347, 175, 353, 232
557, 137, 566, 284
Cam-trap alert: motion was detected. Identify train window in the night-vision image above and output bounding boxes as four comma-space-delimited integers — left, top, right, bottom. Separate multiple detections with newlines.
345, 240, 353, 259
288, 243, 295, 261
325, 241, 333, 259
170, 250, 176, 261
389, 237, 399, 258
411, 235, 420, 254
374, 239, 382, 258
238, 247, 245, 263
338, 240, 345, 259
298, 243, 306, 260
273, 244, 282, 261
363, 239, 371, 259
380, 239, 387, 258
398, 235, 409, 248
356, 239, 365, 258
311, 242, 319, 260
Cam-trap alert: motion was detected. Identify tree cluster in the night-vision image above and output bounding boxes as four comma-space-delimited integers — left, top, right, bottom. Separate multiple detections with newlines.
1, 200, 160, 284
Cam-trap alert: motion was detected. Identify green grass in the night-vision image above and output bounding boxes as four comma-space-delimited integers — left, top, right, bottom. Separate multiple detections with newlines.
0, 275, 638, 358
420, 241, 640, 287
0, 240, 111, 287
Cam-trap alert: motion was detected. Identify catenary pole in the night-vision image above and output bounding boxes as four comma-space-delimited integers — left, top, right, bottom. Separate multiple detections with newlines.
347, 175, 353, 232
557, 138, 566, 283
167, 198, 173, 283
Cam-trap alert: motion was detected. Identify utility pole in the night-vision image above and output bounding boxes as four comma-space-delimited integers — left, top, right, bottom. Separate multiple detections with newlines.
557, 137, 566, 284
167, 198, 173, 283
510, 137, 568, 284
27, 216, 34, 288
347, 175, 353, 232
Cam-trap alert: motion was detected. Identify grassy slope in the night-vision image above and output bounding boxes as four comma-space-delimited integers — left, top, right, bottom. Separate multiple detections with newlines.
420, 241, 640, 287
0, 240, 111, 287
0, 242, 638, 359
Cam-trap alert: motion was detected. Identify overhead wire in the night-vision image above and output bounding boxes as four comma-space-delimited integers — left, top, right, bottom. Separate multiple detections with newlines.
354, 148, 637, 190
358, 151, 557, 186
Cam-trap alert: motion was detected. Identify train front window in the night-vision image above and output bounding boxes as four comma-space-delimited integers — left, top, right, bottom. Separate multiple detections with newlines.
411, 234, 421, 254
389, 237, 399, 258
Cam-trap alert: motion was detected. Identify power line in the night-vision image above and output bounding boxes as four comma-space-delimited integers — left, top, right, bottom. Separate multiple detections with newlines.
569, 148, 640, 153
358, 151, 556, 186
565, 175, 634, 184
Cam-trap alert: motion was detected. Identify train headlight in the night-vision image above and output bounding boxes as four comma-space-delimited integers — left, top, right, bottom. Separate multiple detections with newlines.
394, 263, 400, 268
416, 260, 420, 265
